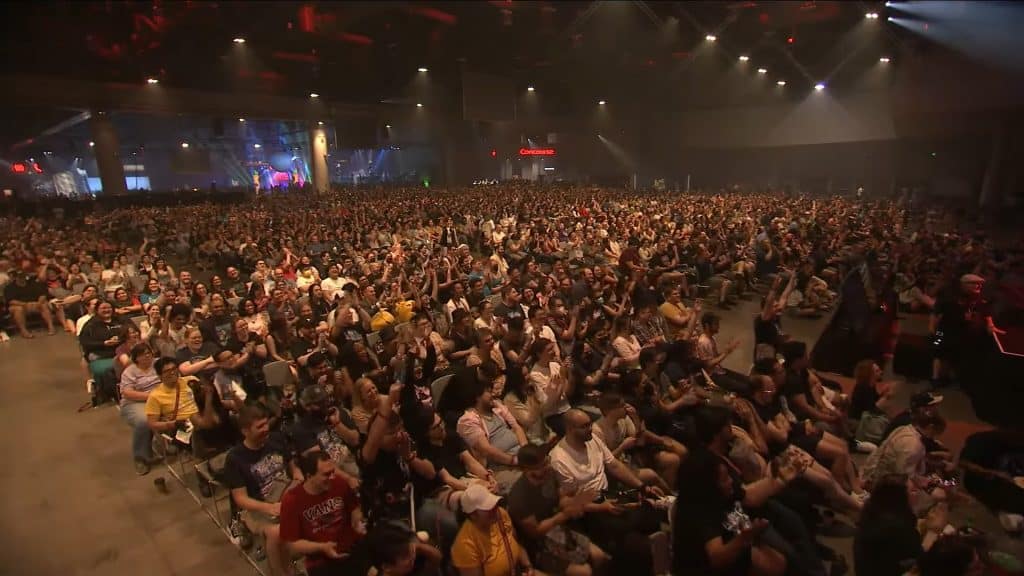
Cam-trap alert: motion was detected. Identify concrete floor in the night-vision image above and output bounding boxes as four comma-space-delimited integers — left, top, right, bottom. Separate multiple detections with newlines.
0, 332, 254, 576
0, 294, 1018, 576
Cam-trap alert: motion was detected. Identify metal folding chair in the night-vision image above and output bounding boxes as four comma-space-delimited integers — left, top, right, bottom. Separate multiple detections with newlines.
430, 374, 454, 409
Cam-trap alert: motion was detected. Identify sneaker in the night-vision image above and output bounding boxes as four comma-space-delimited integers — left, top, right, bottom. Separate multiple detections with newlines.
649, 531, 671, 576
853, 440, 878, 454
230, 517, 254, 549
134, 460, 151, 476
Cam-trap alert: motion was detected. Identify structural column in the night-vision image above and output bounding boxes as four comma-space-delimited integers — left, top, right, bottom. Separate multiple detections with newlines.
88, 112, 127, 196
308, 125, 329, 195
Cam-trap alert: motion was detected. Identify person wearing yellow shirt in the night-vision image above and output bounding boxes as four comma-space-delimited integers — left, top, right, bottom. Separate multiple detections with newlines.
452, 484, 539, 576
145, 357, 220, 435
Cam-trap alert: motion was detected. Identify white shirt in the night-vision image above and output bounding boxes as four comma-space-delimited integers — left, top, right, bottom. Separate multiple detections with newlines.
444, 297, 470, 322
550, 436, 614, 495
320, 277, 347, 302
861, 424, 927, 487
528, 361, 570, 417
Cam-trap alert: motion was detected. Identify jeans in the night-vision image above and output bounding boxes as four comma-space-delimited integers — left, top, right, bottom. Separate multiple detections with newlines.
121, 402, 153, 463
756, 499, 826, 576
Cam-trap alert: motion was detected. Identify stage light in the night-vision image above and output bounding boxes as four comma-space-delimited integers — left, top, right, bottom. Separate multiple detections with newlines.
254, 144, 262, 149
879, 57, 891, 63
776, 80, 786, 86
598, 100, 606, 105
146, 78, 159, 85
310, 92, 320, 98
317, 121, 324, 126
738, 55, 749, 62
757, 68, 767, 74
888, 16, 894, 21
814, 82, 826, 91
233, 37, 246, 44
416, 103, 423, 108
181, 142, 189, 148
88, 141, 95, 147
418, 67, 428, 72
527, 86, 535, 92
705, 34, 717, 42
866, 12, 879, 19
385, 124, 391, 129
238, 118, 245, 122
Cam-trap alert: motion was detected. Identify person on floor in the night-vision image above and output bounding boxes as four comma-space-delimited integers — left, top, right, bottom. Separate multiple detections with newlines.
854, 473, 949, 576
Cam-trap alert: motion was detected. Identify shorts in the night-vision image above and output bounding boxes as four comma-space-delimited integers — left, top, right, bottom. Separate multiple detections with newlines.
790, 429, 822, 456
241, 509, 278, 533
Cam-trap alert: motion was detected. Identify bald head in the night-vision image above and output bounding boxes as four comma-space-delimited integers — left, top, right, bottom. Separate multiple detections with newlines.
563, 409, 593, 445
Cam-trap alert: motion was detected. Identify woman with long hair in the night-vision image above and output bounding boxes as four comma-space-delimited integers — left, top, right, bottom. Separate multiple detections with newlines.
113, 322, 143, 380
238, 297, 269, 338
672, 449, 787, 576
854, 473, 948, 576
307, 283, 333, 325
611, 315, 642, 370
139, 277, 162, 307
111, 286, 142, 320
850, 359, 895, 421
265, 314, 295, 364
190, 282, 210, 318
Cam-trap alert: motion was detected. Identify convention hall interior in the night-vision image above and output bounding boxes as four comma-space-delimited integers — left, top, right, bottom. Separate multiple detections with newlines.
1, 2, 1023, 576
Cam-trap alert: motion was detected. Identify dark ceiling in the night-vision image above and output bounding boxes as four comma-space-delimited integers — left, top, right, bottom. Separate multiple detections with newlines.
2, 1, 899, 106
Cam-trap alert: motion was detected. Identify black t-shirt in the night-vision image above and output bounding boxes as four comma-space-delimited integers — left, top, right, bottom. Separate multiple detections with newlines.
782, 369, 815, 419
508, 473, 559, 525
4, 279, 47, 302
177, 342, 222, 379
853, 511, 921, 576
418, 435, 469, 480
753, 315, 783, 350
224, 433, 291, 502
358, 429, 412, 522
494, 301, 525, 322
290, 337, 318, 363
850, 384, 881, 421
292, 412, 356, 465
673, 478, 749, 575
201, 314, 235, 348
934, 296, 991, 341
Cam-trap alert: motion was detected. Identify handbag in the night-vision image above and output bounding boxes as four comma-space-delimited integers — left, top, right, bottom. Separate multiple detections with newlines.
855, 411, 889, 444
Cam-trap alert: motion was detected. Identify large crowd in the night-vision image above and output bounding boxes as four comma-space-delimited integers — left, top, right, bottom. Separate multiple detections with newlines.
1, 182, 1020, 576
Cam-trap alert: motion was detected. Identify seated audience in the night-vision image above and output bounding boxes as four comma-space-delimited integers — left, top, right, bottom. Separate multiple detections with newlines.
225, 403, 297, 576
854, 473, 949, 576
119, 343, 161, 475
452, 484, 536, 576
279, 451, 367, 576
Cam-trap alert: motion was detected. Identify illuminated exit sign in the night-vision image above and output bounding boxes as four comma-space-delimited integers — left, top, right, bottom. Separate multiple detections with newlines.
519, 147, 556, 156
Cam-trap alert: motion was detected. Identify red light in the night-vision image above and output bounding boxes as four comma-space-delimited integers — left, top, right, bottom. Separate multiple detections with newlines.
490, 149, 497, 158
787, 36, 794, 44
32, 162, 42, 173
11, 163, 27, 173
519, 148, 556, 156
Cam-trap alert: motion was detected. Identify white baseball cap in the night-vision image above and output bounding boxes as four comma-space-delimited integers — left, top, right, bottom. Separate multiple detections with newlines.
461, 484, 501, 514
